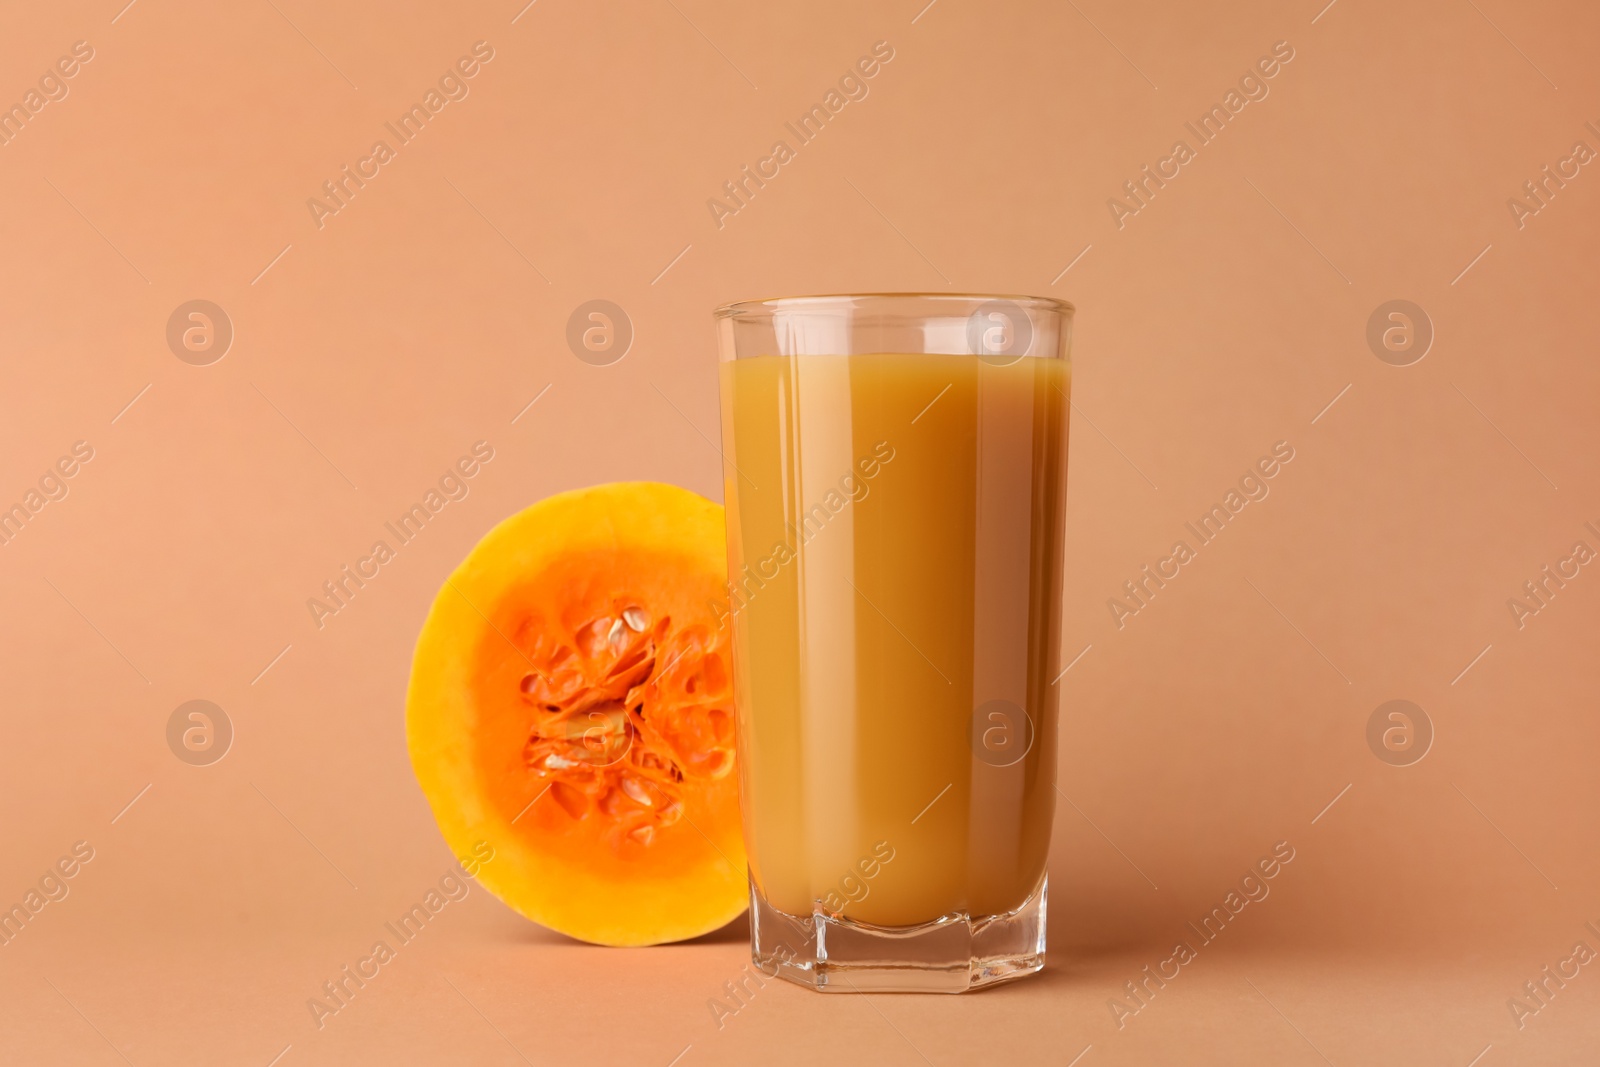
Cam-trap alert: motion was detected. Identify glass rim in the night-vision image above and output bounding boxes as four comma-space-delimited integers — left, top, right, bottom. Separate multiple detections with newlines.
713, 291, 1075, 319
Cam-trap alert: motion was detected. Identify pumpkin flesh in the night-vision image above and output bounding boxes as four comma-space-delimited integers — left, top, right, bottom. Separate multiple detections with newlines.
406, 482, 745, 946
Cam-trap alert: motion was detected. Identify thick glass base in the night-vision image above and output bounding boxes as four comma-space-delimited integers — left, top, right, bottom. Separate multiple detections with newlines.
749, 876, 1047, 993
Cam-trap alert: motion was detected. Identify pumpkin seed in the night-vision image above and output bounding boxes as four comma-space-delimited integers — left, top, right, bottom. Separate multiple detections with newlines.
619, 776, 654, 807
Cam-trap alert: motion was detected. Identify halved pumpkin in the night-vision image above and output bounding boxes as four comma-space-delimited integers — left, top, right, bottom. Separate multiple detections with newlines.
406, 482, 745, 946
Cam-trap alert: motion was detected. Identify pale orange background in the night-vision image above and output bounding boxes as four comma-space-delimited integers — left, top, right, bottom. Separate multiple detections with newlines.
2, 0, 1598, 1064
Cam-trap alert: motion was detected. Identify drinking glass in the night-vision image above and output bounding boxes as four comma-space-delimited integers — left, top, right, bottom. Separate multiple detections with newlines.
713, 293, 1073, 992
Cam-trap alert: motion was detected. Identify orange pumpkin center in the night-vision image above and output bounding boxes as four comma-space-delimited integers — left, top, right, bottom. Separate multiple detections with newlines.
472, 540, 736, 859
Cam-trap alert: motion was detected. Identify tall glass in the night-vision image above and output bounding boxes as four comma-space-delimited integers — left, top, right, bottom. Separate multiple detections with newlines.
713, 294, 1072, 992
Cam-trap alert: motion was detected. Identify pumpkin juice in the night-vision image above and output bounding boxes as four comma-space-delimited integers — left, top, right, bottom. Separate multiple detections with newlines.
719, 353, 1069, 929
